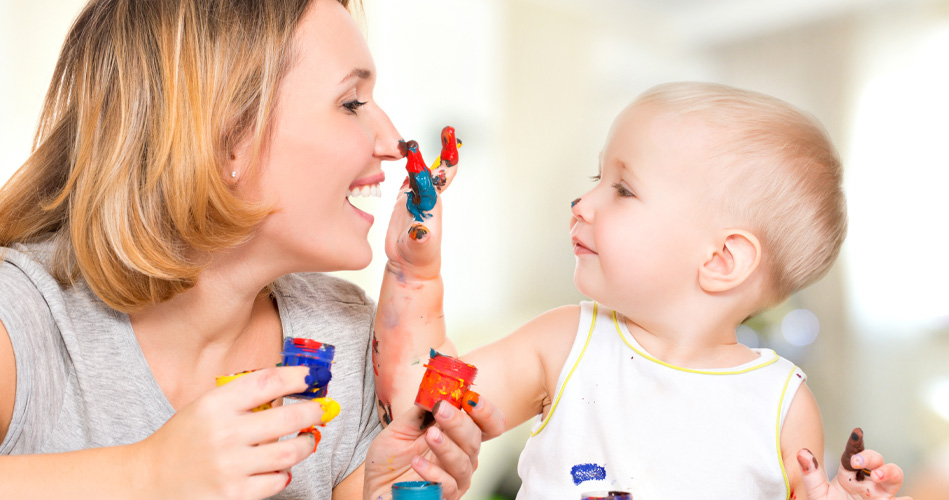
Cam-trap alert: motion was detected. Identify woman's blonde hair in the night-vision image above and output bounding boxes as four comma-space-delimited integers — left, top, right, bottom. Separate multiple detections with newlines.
635, 82, 848, 305
0, 0, 352, 312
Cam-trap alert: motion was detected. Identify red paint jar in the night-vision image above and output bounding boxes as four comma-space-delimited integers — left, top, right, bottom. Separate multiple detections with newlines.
414, 350, 478, 412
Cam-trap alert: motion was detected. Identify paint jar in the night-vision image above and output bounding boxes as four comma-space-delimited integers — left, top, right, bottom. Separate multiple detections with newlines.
392, 481, 442, 500
581, 492, 633, 500
280, 337, 335, 399
215, 370, 273, 411
414, 349, 478, 412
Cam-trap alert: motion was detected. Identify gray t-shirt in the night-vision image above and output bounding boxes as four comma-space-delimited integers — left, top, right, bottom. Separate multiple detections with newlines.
0, 242, 381, 498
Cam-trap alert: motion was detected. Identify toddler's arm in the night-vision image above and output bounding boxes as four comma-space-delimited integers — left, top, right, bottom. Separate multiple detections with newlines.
461, 306, 580, 430
372, 139, 579, 430
781, 384, 909, 499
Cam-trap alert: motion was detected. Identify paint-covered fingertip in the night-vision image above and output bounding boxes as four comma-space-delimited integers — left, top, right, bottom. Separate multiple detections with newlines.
462, 390, 481, 412
314, 397, 341, 424
797, 448, 819, 473
408, 223, 430, 241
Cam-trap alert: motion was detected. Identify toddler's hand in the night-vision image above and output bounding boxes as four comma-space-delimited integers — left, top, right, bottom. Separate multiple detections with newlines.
383, 140, 460, 282
796, 428, 911, 500
131, 366, 329, 499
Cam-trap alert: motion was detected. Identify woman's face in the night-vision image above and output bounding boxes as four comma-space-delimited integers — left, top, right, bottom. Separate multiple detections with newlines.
241, 0, 401, 274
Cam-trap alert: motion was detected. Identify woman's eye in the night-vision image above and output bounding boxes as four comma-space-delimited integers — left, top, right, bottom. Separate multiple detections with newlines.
342, 100, 367, 114
611, 182, 635, 197
590, 174, 602, 182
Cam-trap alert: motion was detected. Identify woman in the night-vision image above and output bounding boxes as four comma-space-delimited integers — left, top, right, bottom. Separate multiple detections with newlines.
0, 0, 501, 498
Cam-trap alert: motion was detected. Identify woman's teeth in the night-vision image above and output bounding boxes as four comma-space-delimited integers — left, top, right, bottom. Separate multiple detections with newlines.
347, 184, 382, 198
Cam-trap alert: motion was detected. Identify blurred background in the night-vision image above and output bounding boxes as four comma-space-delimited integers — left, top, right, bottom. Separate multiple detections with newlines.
2, 0, 948, 498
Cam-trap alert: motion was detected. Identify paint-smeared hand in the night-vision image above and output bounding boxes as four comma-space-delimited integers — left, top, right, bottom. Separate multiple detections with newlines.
363, 397, 505, 500
132, 366, 328, 499
384, 135, 460, 281
795, 429, 910, 500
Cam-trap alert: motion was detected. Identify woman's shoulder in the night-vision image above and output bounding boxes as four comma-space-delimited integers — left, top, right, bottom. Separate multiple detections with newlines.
0, 242, 59, 305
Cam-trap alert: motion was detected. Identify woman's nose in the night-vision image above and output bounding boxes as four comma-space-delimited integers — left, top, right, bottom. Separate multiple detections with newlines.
372, 105, 403, 161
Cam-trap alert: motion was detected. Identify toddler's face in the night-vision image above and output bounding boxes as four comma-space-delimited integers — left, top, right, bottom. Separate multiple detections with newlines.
570, 103, 721, 318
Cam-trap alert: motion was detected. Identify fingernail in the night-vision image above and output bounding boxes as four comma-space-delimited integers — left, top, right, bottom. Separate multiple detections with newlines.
797, 455, 812, 472
435, 400, 453, 420
852, 453, 865, 467
873, 469, 884, 481
412, 455, 428, 471
305, 365, 332, 387
285, 471, 292, 488
464, 391, 481, 410
428, 425, 444, 444
315, 397, 341, 424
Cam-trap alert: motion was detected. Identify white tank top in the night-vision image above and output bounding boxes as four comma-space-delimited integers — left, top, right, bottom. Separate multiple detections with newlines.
516, 302, 805, 500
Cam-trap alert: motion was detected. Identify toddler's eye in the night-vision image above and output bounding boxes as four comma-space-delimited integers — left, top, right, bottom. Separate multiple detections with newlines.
343, 99, 367, 114
611, 182, 635, 197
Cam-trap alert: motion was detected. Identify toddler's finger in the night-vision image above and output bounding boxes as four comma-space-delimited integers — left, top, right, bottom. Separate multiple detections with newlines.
850, 448, 884, 474
796, 448, 831, 498
869, 463, 906, 496
462, 392, 506, 441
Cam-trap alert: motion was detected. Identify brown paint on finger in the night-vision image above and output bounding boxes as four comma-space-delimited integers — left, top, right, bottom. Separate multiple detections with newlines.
841, 427, 869, 481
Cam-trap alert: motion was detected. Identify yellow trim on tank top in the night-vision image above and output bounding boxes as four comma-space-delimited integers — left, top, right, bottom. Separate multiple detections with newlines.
776, 365, 798, 500
611, 311, 780, 374
530, 302, 599, 437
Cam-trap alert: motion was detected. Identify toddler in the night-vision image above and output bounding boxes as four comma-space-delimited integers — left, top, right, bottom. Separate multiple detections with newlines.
372, 82, 908, 500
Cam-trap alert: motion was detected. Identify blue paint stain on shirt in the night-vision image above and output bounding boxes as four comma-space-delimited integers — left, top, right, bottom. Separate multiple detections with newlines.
570, 463, 607, 485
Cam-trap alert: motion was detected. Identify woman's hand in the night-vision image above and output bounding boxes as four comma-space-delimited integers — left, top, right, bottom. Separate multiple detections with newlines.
364, 397, 506, 500
374, 130, 463, 423
383, 139, 459, 282
131, 366, 330, 500
796, 429, 911, 500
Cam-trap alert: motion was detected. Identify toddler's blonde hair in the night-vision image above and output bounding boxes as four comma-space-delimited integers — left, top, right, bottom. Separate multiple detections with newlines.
636, 82, 847, 305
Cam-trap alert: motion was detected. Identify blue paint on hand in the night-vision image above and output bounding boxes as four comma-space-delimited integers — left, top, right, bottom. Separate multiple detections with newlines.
406, 170, 437, 222
570, 463, 607, 485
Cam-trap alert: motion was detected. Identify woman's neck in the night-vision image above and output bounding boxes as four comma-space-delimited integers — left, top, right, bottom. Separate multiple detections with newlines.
128, 253, 284, 410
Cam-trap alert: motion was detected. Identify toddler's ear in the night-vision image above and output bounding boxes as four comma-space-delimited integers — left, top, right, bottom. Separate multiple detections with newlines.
698, 230, 761, 293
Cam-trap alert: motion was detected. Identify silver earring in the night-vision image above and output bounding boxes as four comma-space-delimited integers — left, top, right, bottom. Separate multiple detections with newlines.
231, 171, 237, 178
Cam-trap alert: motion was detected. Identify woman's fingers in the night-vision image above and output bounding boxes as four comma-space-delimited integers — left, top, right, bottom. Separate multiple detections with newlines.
213, 366, 310, 413
245, 432, 319, 474
245, 470, 293, 499
240, 399, 327, 446
410, 453, 462, 500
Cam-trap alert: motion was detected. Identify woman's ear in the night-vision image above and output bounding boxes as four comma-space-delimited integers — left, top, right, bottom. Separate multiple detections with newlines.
225, 134, 254, 184
698, 230, 761, 293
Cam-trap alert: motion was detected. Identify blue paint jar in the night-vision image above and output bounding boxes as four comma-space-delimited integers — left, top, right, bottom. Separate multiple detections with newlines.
391, 481, 442, 500
581, 492, 633, 500
280, 337, 335, 399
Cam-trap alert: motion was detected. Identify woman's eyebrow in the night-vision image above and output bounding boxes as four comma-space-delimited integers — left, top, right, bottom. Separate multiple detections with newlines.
339, 68, 372, 83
